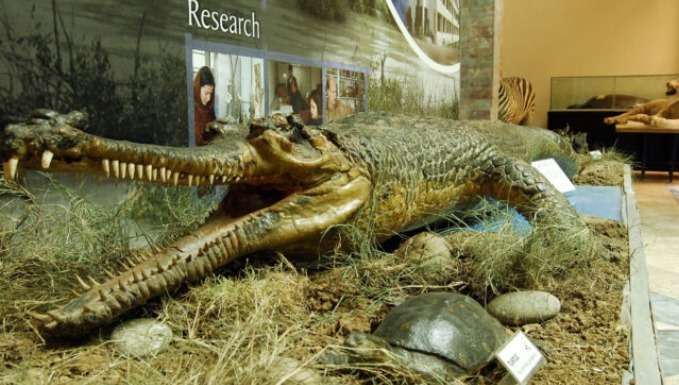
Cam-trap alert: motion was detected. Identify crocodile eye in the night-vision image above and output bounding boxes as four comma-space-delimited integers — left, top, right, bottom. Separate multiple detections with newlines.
86, 312, 101, 324
288, 127, 306, 144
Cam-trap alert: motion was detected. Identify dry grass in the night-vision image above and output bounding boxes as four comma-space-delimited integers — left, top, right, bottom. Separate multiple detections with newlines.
0, 167, 626, 385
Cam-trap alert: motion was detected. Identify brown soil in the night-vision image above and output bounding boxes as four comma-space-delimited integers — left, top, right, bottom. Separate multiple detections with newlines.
0, 160, 631, 384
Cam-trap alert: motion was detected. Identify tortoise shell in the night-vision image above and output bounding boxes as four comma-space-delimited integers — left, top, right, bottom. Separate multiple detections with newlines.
373, 291, 506, 373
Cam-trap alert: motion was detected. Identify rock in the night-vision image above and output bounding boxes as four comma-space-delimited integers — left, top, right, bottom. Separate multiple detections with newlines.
264, 357, 321, 385
487, 290, 561, 325
396, 232, 452, 265
110, 318, 173, 357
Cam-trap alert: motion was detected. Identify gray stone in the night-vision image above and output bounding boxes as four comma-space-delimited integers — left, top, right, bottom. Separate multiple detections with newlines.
264, 357, 321, 385
110, 318, 173, 357
487, 291, 561, 325
395, 232, 452, 265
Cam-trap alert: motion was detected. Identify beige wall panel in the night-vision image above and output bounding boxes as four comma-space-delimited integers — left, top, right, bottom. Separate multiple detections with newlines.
503, 0, 679, 128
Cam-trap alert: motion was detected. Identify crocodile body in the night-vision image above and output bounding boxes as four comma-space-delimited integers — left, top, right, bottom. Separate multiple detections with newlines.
0, 111, 588, 337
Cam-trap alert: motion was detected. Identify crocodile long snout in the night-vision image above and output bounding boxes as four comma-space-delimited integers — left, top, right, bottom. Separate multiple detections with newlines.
2, 111, 589, 337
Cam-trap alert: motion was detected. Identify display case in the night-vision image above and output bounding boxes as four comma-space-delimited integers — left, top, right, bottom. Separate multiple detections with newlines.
550, 74, 677, 110
548, 74, 679, 173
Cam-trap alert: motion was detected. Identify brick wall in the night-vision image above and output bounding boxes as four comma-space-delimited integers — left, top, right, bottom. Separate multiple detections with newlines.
459, 0, 502, 120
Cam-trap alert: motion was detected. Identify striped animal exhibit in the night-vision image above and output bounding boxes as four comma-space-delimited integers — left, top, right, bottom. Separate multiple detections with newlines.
498, 77, 536, 126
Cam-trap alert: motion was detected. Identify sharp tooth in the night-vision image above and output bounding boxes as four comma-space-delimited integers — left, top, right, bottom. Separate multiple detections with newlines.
152, 168, 158, 182
187, 174, 193, 187
195, 175, 202, 185
128, 163, 136, 179
102, 159, 111, 178
76, 275, 91, 290
209, 174, 215, 184
3, 157, 18, 179
112, 160, 120, 178
160, 167, 167, 182
222, 175, 228, 183
41, 150, 54, 169
47, 310, 67, 322
136, 164, 143, 179
145, 165, 153, 181
166, 169, 172, 181
120, 162, 127, 179
88, 276, 102, 286
27, 311, 53, 323
173, 172, 179, 186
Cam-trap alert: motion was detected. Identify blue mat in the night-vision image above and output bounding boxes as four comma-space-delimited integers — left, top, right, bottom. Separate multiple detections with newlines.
462, 185, 624, 235
565, 185, 623, 222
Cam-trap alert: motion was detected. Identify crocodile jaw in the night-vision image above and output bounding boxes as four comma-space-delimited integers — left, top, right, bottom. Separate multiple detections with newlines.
2, 112, 370, 337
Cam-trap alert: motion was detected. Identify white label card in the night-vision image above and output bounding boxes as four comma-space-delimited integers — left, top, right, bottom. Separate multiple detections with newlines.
531, 158, 576, 193
496, 331, 546, 384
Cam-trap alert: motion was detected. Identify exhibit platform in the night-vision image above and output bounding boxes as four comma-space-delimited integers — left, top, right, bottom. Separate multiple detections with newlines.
463, 168, 677, 385
632, 171, 679, 385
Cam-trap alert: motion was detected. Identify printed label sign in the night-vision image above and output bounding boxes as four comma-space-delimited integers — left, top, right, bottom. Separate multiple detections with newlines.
531, 158, 576, 193
496, 331, 546, 384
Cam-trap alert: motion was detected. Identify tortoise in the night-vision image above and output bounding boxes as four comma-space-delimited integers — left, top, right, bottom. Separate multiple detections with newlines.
342, 291, 507, 379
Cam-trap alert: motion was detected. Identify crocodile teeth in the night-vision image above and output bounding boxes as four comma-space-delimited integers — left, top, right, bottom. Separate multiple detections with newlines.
41, 150, 54, 169
136, 164, 143, 180
160, 167, 167, 182
27, 311, 52, 323
76, 275, 91, 290
173, 172, 179, 186
3, 157, 18, 179
112, 160, 120, 178
102, 159, 111, 178
209, 174, 215, 184
88, 276, 102, 286
187, 174, 193, 187
47, 310, 67, 322
151, 167, 157, 182
128, 163, 136, 179
120, 162, 127, 179
144, 165, 153, 181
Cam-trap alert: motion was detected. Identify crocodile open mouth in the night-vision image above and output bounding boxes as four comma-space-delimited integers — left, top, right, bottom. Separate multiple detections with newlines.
2, 111, 370, 337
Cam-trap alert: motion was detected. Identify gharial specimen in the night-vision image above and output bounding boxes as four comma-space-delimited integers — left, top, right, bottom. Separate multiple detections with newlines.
0, 110, 590, 338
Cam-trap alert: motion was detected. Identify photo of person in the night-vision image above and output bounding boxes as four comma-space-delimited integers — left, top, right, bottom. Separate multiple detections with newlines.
191, 49, 265, 146
267, 62, 322, 124
269, 83, 289, 112
193, 66, 216, 146
326, 72, 360, 122
308, 88, 323, 125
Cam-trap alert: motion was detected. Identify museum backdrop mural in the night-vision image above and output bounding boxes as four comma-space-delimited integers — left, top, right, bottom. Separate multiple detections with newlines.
0, 0, 460, 147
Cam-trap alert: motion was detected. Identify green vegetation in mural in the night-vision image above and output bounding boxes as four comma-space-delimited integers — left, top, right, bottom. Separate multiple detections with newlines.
0, 5, 187, 146
368, 57, 459, 119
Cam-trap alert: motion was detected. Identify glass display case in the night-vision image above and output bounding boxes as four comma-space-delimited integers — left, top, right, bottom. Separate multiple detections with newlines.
550, 74, 678, 110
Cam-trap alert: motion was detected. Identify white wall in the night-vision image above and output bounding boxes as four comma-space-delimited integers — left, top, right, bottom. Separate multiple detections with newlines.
502, 0, 679, 127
